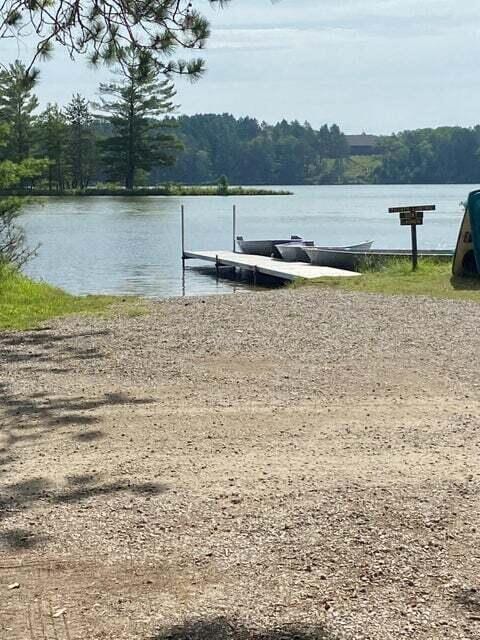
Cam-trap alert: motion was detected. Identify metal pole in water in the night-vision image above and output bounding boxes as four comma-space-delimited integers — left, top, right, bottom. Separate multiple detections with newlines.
232, 204, 236, 252
411, 224, 418, 271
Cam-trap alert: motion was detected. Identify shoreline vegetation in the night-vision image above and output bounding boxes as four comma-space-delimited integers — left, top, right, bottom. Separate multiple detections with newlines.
0, 267, 139, 331
0, 185, 293, 197
302, 258, 480, 303
3, 258, 480, 332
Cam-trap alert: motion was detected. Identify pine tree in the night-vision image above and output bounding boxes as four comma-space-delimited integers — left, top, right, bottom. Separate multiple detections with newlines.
95, 52, 181, 189
1, 0, 219, 76
0, 60, 39, 162
0, 123, 45, 267
65, 94, 96, 189
36, 104, 69, 192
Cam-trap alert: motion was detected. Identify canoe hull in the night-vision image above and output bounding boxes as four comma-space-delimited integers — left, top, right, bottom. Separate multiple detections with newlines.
305, 248, 453, 269
453, 208, 476, 276
236, 236, 303, 257
274, 243, 313, 262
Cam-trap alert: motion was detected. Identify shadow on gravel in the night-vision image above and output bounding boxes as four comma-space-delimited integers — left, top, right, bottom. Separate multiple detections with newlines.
73, 429, 105, 442
1, 341, 107, 366
0, 527, 49, 550
0, 383, 155, 432
455, 586, 480, 613
0, 381, 164, 528
0, 328, 111, 348
0, 474, 167, 523
153, 618, 336, 640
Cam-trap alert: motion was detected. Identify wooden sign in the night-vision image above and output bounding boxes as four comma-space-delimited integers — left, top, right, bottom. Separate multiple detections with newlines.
388, 204, 436, 271
400, 211, 423, 226
389, 205, 436, 213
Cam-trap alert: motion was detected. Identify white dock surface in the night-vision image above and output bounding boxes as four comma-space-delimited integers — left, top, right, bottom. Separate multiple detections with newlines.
183, 250, 360, 281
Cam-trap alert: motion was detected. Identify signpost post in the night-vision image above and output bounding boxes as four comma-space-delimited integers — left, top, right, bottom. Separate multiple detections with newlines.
388, 205, 436, 270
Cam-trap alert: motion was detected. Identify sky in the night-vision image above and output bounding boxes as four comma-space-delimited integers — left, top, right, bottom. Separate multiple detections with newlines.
2, 0, 480, 134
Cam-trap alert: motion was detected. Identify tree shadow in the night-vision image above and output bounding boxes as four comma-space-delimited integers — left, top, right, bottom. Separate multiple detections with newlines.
0, 329, 110, 367
0, 328, 111, 347
0, 383, 156, 430
0, 380, 165, 526
455, 586, 480, 613
152, 618, 337, 640
0, 473, 167, 521
0, 527, 49, 550
73, 430, 105, 442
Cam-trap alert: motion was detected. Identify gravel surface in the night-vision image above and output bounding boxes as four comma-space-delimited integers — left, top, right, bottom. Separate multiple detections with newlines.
1, 287, 480, 640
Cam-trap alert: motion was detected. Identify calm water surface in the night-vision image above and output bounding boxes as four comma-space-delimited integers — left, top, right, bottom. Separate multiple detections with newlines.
21, 184, 469, 298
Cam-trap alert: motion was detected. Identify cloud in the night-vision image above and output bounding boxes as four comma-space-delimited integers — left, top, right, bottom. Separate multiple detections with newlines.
208, 26, 357, 51
3, 0, 480, 133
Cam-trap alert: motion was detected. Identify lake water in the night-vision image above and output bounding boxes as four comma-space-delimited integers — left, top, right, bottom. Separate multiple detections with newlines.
20, 184, 470, 298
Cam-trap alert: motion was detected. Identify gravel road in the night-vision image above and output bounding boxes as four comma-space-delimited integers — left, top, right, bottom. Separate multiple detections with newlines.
1, 287, 480, 640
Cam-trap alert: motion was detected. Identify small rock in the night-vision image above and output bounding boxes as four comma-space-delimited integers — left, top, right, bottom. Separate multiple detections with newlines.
8, 583, 20, 590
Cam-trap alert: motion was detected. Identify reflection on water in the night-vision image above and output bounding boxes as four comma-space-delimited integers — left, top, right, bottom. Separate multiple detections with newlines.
20, 185, 468, 298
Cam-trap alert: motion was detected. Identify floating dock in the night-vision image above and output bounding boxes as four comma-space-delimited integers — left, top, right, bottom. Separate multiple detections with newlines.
183, 250, 360, 281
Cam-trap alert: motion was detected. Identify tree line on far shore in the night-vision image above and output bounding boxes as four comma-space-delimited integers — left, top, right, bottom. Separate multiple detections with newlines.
0, 54, 181, 192
2, 57, 480, 192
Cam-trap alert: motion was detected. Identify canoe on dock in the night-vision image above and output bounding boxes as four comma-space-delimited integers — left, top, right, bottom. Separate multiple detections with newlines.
236, 236, 310, 257
273, 241, 314, 262
300, 241, 374, 265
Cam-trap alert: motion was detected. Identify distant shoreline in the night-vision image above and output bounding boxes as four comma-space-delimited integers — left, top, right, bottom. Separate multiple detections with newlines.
0, 186, 293, 197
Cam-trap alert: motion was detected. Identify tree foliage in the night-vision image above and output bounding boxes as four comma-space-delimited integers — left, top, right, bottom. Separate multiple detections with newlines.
374, 127, 480, 184
95, 52, 181, 189
36, 104, 69, 191
0, 60, 39, 162
0, 0, 228, 76
65, 94, 96, 189
157, 114, 349, 185
0, 125, 45, 268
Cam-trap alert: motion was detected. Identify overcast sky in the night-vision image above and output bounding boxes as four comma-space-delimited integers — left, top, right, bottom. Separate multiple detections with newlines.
2, 0, 480, 134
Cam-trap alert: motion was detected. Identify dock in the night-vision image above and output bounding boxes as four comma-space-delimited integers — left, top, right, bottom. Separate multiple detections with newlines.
183, 250, 360, 281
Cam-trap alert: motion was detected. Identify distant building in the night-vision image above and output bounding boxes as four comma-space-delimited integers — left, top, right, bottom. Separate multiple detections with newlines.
345, 133, 380, 156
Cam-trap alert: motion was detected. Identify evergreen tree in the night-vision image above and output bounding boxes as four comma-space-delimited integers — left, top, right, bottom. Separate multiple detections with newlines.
0, 123, 45, 267
0, 60, 39, 162
65, 94, 96, 189
36, 104, 69, 192
1, 0, 219, 76
95, 52, 181, 189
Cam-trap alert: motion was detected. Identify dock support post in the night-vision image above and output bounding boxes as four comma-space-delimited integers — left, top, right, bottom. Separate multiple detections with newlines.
232, 204, 236, 253
215, 254, 219, 280
181, 204, 185, 268
253, 265, 258, 287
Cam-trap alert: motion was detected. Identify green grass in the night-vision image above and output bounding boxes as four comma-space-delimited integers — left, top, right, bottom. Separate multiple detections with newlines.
297, 258, 480, 303
343, 155, 382, 184
0, 268, 128, 331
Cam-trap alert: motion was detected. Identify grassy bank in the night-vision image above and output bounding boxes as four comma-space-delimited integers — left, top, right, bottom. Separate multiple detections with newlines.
300, 258, 480, 303
0, 185, 293, 197
0, 268, 122, 331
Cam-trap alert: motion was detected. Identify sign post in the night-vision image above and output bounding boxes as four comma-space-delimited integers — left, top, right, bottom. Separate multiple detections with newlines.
388, 205, 436, 270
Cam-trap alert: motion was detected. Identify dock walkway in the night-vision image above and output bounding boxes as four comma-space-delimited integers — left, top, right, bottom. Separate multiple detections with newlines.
183, 250, 360, 281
